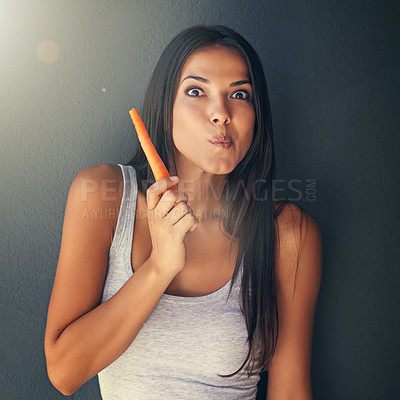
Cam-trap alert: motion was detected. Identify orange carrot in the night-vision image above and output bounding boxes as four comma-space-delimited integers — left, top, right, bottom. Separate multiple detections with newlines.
129, 108, 177, 189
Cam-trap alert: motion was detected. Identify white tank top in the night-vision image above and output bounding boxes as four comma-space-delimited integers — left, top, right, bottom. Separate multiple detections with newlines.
97, 164, 261, 399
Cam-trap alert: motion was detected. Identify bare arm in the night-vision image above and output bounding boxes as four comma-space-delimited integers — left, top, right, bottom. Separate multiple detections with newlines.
44, 165, 196, 395
267, 204, 322, 400
46, 260, 173, 396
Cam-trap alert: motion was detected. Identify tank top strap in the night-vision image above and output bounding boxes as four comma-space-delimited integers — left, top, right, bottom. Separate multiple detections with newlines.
108, 164, 138, 271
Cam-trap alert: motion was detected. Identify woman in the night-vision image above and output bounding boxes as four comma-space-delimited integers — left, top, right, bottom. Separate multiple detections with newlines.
44, 25, 322, 399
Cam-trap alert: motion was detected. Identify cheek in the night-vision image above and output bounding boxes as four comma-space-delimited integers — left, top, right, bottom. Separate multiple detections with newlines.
172, 100, 204, 146
238, 108, 256, 145
172, 109, 195, 152
173, 100, 191, 134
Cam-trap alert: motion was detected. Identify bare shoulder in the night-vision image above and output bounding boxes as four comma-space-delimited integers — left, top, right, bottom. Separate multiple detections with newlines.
68, 163, 125, 242
78, 163, 149, 239
70, 163, 123, 203
75, 163, 122, 186
274, 201, 321, 251
274, 201, 316, 230
273, 201, 322, 290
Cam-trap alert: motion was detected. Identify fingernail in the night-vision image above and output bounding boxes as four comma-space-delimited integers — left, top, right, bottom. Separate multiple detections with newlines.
170, 176, 179, 182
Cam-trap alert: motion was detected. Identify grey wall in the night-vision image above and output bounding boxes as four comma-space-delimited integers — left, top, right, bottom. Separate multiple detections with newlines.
1, 0, 399, 399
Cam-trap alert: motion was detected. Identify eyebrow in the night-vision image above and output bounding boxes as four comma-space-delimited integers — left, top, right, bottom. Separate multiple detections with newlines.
181, 75, 251, 87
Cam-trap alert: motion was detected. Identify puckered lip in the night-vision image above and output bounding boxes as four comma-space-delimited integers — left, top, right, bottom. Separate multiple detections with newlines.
209, 135, 233, 143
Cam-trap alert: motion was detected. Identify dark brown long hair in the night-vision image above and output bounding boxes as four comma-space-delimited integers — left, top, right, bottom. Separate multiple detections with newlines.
126, 25, 305, 378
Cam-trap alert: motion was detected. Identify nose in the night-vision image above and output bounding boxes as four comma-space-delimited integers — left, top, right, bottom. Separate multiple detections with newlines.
209, 98, 231, 126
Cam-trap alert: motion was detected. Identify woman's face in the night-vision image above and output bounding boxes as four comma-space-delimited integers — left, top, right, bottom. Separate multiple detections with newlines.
172, 46, 255, 176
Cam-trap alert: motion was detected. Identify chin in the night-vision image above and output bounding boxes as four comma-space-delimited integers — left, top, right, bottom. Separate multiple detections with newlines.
179, 152, 237, 175
200, 164, 236, 175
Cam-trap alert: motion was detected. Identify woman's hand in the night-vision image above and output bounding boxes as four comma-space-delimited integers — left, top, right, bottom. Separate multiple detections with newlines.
146, 176, 199, 278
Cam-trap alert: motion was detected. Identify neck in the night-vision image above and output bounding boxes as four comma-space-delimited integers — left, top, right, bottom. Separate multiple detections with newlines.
174, 168, 228, 223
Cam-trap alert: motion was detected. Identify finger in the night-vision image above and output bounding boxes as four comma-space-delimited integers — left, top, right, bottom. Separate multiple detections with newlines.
174, 211, 199, 234
156, 190, 189, 217
147, 189, 189, 219
165, 202, 199, 226
146, 176, 179, 211
163, 202, 191, 224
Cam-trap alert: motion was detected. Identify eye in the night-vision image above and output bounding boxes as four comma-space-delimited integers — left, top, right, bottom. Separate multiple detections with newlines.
185, 87, 205, 97
231, 90, 250, 100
